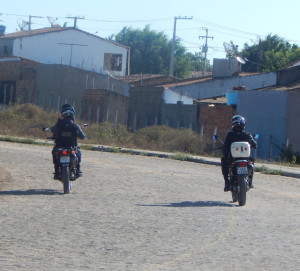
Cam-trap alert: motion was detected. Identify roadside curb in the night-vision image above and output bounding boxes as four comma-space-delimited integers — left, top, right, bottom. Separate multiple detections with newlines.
0, 135, 299, 179
91, 145, 300, 179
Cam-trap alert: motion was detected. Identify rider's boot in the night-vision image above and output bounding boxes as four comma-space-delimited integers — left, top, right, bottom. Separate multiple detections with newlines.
76, 164, 82, 177
224, 178, 231, 192
249, 177, 254, 189
53, 165, 60, 180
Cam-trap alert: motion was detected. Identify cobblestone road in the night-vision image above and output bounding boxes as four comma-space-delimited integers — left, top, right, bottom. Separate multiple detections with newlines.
0, 141, 299, 271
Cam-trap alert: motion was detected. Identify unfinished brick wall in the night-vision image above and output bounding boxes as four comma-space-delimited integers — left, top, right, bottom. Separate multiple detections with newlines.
0, 58, 39, 104
198, 103, 235, 140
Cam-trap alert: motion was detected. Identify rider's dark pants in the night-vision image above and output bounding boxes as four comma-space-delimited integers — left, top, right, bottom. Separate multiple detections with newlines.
221, 157, 230, 184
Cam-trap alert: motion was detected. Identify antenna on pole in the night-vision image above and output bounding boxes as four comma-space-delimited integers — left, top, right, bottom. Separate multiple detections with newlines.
223, 42, 247, 72
28, 15, 42, 31
169, 16, 193, 76
199, 27, 213, 76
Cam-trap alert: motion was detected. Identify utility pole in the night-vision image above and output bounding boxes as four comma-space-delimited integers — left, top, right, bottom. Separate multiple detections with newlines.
199, 27, 213, 76
257, 38, 262, 72
28, 15, 42, 31
169, 16, 193, 76
66, 16, 85, 28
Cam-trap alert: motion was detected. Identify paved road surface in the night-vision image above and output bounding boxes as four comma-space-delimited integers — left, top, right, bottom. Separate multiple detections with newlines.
0, 141, 299, 271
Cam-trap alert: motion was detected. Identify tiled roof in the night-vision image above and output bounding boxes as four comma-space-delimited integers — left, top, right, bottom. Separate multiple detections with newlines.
0, 27, 130, 49
118, 74, 168, 82
196, 96, 227, 104
0, 27, 69, 38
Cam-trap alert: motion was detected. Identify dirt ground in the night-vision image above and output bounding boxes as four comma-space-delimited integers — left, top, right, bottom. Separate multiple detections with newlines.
0, 141, 300, 271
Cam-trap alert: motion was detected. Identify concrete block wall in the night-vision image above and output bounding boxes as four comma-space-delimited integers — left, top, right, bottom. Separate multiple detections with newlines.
128, 87, 165, 130
35, 64, 130, 117
128, 86, 198, 131
82, 89, 128, 126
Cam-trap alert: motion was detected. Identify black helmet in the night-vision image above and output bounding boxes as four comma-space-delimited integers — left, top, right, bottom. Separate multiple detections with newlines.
232, 115, 246, 131
61, 109, 74, 120
61, 104, 75, 114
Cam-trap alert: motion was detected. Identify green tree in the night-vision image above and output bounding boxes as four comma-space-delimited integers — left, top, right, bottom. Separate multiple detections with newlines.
113, 25, 205, 78
186, 52, 212, 74
241, 34, 300, 72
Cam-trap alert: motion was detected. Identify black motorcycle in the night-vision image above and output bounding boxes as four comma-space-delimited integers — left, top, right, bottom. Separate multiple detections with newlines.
43, 125, 87, 194
214, 134, 258, 206
52, 146, 79, 194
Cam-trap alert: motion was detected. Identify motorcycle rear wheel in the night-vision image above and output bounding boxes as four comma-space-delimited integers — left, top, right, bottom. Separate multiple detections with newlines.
62, 166, 71, 194
238, 175, 247, 206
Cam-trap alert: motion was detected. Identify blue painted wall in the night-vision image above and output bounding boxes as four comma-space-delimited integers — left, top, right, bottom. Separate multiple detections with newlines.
237, 91, 287, 160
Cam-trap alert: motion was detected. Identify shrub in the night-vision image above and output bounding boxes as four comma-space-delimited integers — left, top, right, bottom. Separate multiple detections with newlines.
278, 143, 300, 165
134, 126, 210, 155
0, 104, 211, 156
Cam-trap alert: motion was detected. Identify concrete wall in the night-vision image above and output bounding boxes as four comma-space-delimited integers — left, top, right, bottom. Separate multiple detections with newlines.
161, 103, 197, 130
128, 86, 197, 131
286, 91, 300, 152
212, 58, 239, 77
9, 28, 128, 76
163, 89, 194, 105
277, 65, 300, 86
169, 72, 277, 100
237, 91, 287, 160
82, 89, 128, 126
35, 64, 130, 118
0, 39, 13, 55
128, 87, 164, 130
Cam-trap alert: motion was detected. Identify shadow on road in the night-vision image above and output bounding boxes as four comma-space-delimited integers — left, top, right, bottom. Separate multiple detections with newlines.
0, 189, 62, 196
137, 200, 235, 207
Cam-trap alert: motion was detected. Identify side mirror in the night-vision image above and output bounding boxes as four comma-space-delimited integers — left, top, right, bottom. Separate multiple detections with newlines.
42, 126, 50, 132
212, 134, 219, 140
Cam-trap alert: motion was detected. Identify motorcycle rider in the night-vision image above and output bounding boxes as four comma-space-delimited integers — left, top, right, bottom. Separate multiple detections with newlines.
51, 104, 86, 180
221, 115, 257, 192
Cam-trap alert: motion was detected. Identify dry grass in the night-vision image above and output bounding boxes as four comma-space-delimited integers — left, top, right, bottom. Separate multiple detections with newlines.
0, 104, 212, 156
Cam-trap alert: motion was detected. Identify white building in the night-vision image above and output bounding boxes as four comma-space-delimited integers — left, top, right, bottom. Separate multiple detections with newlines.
0, 27, 130, 76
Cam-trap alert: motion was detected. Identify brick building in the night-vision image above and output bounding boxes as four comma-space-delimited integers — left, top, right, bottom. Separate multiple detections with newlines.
197, 97, 235, 140
0, 56, 40, 105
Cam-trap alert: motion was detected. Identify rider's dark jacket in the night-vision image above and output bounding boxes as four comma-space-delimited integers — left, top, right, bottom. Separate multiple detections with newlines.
51, 118, 85, 148
222, 130, 257, 159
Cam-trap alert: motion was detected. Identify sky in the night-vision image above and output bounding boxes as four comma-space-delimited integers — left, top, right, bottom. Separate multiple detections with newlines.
1, 0, 300, 63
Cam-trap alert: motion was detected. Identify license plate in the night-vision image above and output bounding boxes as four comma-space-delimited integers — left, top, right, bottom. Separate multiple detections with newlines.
237, 166, 248, 174
60, 156, 70, 163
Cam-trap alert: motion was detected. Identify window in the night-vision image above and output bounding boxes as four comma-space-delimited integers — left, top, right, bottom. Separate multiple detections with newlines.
3, 46, 9, 55
103, 53, 122, 71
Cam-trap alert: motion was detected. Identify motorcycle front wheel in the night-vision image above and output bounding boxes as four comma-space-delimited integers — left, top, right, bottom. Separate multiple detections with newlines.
231, 190, 238, 202
238, 175, 247, 206
62, 166, 71, 194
